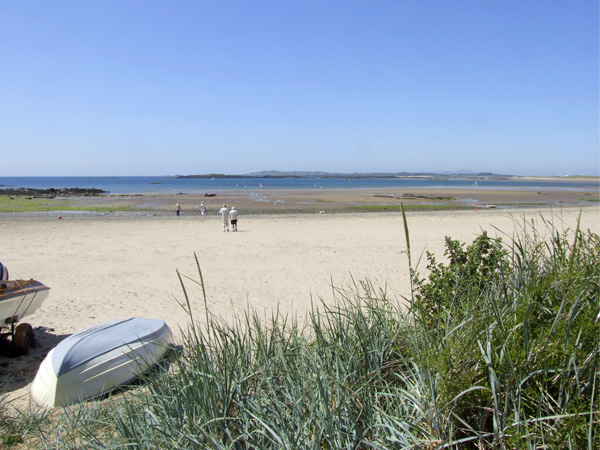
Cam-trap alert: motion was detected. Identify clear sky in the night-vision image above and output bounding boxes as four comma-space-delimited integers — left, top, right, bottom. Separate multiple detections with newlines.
1, 1, 598, 176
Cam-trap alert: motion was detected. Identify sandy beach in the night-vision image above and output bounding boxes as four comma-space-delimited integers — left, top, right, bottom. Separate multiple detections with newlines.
1, 201, 599, 411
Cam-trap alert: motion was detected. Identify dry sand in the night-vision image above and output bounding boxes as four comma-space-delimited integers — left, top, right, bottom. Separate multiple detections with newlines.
1, 204, 599, 411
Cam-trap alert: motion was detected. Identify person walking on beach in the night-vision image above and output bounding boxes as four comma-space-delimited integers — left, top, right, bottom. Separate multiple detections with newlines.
175, 202, 181, 216
229, 206, 239, 231
200, 201, 206, 216
219, 204, 230, 232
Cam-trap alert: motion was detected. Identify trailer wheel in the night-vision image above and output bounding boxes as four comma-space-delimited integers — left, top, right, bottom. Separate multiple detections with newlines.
13, 323, 35, 354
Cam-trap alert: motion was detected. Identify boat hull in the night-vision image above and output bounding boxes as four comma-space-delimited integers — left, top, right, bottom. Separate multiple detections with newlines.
30, 317, 173, 408
0, 280, 50, 325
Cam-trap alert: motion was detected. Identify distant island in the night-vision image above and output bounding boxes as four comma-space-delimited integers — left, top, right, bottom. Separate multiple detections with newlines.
175, 170, 513, 180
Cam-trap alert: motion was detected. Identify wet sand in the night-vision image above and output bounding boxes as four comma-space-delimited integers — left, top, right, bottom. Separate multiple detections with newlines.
65, 183, 600, 214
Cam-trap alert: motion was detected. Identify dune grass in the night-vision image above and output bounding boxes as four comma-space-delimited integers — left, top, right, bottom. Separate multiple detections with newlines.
3, 208, 598, 449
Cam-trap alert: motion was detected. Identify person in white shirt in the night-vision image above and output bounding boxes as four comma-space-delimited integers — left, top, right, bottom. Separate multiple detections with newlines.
219, 204, 230, 232
229, 206, 239, 231
200, 201, 206, 216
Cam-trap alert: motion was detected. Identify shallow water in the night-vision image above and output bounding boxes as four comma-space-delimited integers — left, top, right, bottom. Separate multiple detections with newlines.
1, 176, 597, 195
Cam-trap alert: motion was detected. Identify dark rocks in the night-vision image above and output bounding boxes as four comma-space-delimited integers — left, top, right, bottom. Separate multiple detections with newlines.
0, 187, 107, 197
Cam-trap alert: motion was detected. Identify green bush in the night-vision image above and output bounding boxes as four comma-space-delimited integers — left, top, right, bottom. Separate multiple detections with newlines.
409, 217, 600, 448
412, 231, 510, 324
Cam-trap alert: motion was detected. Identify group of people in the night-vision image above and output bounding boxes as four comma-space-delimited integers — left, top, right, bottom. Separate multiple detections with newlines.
174, 201, 239, 232
175, 201, 206, 217
219, 204, 238, 232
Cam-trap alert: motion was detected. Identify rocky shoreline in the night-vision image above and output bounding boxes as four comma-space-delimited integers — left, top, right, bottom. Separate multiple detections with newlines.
0, 187, 107, 197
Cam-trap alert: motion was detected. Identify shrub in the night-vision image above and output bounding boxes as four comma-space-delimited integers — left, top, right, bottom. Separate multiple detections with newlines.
409, 215, 600, 448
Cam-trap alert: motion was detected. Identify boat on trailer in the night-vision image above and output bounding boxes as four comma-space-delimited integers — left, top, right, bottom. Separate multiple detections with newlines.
30, 317, 173, 408
0, 279, 50, 353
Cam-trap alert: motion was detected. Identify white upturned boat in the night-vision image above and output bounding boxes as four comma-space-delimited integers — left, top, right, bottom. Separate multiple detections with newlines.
0, 279, 50, 352
30, 317, 173, 408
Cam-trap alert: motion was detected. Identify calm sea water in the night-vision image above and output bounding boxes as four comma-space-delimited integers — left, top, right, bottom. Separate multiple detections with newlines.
0, 176, 597, 195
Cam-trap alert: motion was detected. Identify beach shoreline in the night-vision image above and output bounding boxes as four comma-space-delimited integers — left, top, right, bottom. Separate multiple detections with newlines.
33, 183, 600, 216
2, 176, 598, 215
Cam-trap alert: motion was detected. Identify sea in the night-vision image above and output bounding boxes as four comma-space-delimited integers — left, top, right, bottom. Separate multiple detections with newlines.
0, 176, 597, 195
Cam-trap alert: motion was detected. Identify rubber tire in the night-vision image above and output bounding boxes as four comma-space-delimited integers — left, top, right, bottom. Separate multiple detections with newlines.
13, 323, 35, 354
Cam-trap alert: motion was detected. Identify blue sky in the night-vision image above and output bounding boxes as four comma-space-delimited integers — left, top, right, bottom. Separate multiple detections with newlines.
1, 1, 598, 176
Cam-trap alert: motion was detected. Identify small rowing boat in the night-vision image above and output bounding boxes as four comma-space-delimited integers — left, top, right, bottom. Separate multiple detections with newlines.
30, 317, 173, 408
0, 279, 50, 326
0, 279, 50, 353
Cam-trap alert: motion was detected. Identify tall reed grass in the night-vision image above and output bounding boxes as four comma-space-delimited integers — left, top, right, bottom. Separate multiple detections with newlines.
3, 210, 598, 449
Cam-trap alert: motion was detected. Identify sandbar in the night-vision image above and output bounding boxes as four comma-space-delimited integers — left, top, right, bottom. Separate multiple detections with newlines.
62, 183, 600, 214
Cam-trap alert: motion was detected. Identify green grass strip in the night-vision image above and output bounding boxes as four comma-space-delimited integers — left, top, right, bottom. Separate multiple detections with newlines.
0, 196, 135, 213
